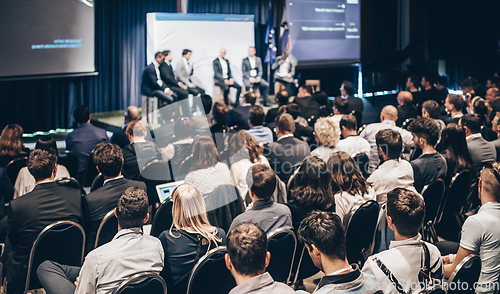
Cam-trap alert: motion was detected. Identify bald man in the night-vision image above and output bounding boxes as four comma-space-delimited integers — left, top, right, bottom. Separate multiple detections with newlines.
396, 91, 418, 126
486, 87, 500, 117
110, 106, 140, 148
214, 48, 241, 106
360, 105, 414, 173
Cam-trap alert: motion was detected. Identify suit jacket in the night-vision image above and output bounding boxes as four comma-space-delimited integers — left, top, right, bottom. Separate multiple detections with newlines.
346, 95, 364, 113
227, 105, 253, 131
213, 58, 232, 84
293, 96, 320, 121
264, 136, 310, 182
122, 141, 162, 181
159, 61, 179, 88
396, 104, 418, 126
110, 126, 129, 149
65, 123, 109, 171
141, 63, 168, 96
467, 134, 497, 180
175, 58, 193, 86
6, 181, 82, 292
242, 57, 263, 84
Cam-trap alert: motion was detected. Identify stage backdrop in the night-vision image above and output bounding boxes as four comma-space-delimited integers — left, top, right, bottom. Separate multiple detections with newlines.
146, 13, 254, 98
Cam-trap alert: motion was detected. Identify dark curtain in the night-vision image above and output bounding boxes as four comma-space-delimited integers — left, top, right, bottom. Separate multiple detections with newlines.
0, 0, 177, 133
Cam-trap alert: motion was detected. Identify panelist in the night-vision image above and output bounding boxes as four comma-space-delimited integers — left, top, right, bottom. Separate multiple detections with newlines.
141, 52, 176, 104
213, 48, 242, 106
242, 46, 269, 106
159, 50, 189, 103
175, 49, 205, 97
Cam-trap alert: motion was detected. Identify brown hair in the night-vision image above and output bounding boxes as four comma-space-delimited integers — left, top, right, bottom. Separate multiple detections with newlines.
0, 124, 26, 156
327, 151, 370, 196
276, 113, 295, 133
27, 149, 57, 182
212, 102, 229, 125
126, 120, 148, 138
190, 136, 219, 171
229, 130, 263, 164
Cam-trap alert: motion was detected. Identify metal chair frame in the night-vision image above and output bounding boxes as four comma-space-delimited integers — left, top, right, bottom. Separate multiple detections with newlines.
187, 246, 231, 294
113, 271, 167, 294
95, 209, 117, 248
267, 228, 297, 285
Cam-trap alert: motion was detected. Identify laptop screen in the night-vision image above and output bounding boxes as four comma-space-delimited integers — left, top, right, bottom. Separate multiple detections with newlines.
155, 181, 184, 203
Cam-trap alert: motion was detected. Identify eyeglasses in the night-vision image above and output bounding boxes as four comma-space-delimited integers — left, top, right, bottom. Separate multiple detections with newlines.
482, 162, 500, 184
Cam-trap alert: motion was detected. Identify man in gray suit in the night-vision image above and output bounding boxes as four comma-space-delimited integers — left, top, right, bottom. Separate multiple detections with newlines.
242, 46, 269, 106
175, 49, 205, 97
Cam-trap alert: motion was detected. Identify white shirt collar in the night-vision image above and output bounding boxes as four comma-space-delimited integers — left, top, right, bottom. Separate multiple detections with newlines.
466, 133, 482, 141
277, 134, 294, 141
389, 233, 422, 250
153, 60, 160, 68
451, 113, 464, 119
103, 175, 124, 186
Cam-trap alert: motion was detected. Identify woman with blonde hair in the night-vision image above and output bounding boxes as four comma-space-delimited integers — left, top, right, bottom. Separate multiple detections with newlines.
159, 183, 226, 294
0, 124, 29, 167
310, 117, 340, 162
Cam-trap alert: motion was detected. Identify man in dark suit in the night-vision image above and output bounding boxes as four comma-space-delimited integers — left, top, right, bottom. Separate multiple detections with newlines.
242, 46, 269, 106
159, 50, 190, 105
83, 141, 146, 252
341, 80, 364, 114
291, 84, 319, 123
214, 48, 242, 107
227, 92, 257, 131
396, 91, 418, 127
65, 105, 109, 173
5, 149, 82, 294
140, 51, 176, 104
110, 106, 139, 149
264, 113, 310, 182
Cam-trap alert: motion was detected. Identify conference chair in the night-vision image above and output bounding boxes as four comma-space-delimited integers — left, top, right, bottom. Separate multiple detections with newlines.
58, 150, 80, 179
290, 244, 319, 288
90, 173, 105, 192
150, 198, 173, 238
421, 178, 446, 243
204, 185, 244, 232
138, 160, 173, 219
24, 221, 85, 293
446, 254, 481, 294
80, 151, 99, 188
94, 209, 118, 249
266, 228, 297, 284
56, 177, 86, 196
345, 200, 380, 265
186, 246, 236, 294
113, 271, 167, 294
5, 157, 28, 187
353, 153, 370, 179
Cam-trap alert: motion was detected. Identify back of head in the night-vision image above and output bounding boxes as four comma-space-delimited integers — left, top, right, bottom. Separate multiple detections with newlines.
472, 98, 491, 125
212, 102, 229, 125
35, 135, 57, 153
276, 90, 289, 106
201, 94, 213, 115
422, 100, 441, 119
447, 94, 464, 111
299, 85, 313, 96
124, 106, 140, 123
246, 164, 276, 200
0, 124, 24, 156
409, 75, 421, 88
460, 113, 483, 134
314, 118, 340, 147
227, 223, 267, 276
481, 162, 500, 201
191, 135, 219, 171
437, 75, 448, 87
460, 78, 474, 91
397, 91, 413, 106
116, 187, 149, 229
93, 141, 123, 177
174, 117, 194, 139
285, 103, 301, 120
276, 113, 295, 134
381, 105, 398, 122
182, 49, 191, 56
126, 120, 148, 139
249, 106, 265, 127
375, 129, 402, 159
340, 114, 357, 131
342, 81, 355, 96
440, 123, 473, 172
333, 98, 349, 114
327, 151, 369, 195
244, 92, 257, 105
73, 105, 90, 124
297, 211, 346, 261
229, 130, 262, 163
422, 73, 437, 86
27, 149, 57, 182
408, 117, 440, 147
386, 188, 425, 237
314, 91, 329, 106
154, 51, 163, 59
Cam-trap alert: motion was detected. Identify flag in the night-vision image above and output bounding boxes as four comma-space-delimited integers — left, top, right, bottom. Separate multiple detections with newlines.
264, 8, 276, 65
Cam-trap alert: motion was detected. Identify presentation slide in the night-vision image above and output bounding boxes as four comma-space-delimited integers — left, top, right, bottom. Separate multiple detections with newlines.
0, 0, 95, 79
286, 0, 360, 66
146, 13, 255, 97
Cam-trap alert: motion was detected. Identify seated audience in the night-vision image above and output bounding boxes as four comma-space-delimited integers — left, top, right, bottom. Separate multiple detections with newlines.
0, 124, 29, 168
37, 187, 164, 294
264, 114, 310, 182
110, 106, 139, 148
5, 149, 82, 294
315, 91, 333, 118
396, 91, 418, 127
439, 123, 473, 185
335, 114, 371, 157
227, 92, 256, 131
297, 211, 381, 294
226, 223, 295, 294
159, 183, 226, 294
341, 80, 364, 114
422, 100, 446, 132
486, 87, 500, 117
229, 130, 270, 198
191, 94, 213, 134
228, 164, 292, 234
420, 73, 441, 104
367, 130, 417, 205
471, 97, 496, 141
65, 105, 108, 173
407, 117, 447, 192
247, 106, 273, 144
265, 90, 288, 125
210, 102, 231, 154
435, 75, 449, 104
311, 118, 340, 162
362, 188, 443, 294
444, 94, 464, 125
0, 168, 13, 221
291, 84, 320, 122
285, 103, 314, 141
162, 117, 195, 175
83, 141, 146, 251
492, 113, 500, 160
152, 106, 176, 148
327, 152, 376, 225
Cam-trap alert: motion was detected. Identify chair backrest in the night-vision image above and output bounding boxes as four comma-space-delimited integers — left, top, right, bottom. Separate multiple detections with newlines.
447, 254, 481, 294
422, 178, 446, 225
5, 156, 28, 186
187, 246, 236, 294
81, 151, 99, 187
441, 170, 471, 223
345, 200, 380, 264
353, 153, 370, 179
150, 199, 173, 238
91, 173, 105, 192
56, 177, 86, 196
138, 160, 173, 209
113, 271, 167, 294
58, 150, 80, 179
292, 243, 319, 283
25, 221, 85, 292
266, 228, 297, 284
204, 185, 244, 232
95, 209, 118, 249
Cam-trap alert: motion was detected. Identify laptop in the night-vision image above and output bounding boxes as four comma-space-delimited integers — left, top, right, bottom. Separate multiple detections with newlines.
155, 181, 184, 203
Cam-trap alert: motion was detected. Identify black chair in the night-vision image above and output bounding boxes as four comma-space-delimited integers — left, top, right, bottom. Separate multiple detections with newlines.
440, 170, 471, 227
204, 185, 244, 233
138, 160, 173, 216
353, 153, 370, 179
24, 221, 85, 293
446, 254, 481, 294
56, 177, 86, 196
113, 271, 167, 294
95, 209, 118, 249
80, 151, 99, 188
91, 173, 105, 192
421, 178, 446, 243
58, 150, 80, 179
186, 246, 236, 294
5, 157, 28, 186
150, 198, 173, 238
290, 244, 319, 286
345, 200, 380, 265
266, 228, 297, 284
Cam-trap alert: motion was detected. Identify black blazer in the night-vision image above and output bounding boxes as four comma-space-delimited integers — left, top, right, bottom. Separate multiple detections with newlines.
264, 136, 310, 182
122, 141, 162, 181
141, 63, 167, 96
293, 96, 320, 121
110, 127, 130, 149
227, 105, 252, 131
159, 62, 179, 88
347, 95, 364, 113
213, 58, 232, 84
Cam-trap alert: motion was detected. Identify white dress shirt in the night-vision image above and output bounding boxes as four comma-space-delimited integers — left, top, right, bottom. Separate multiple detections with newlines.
218, 57, 229, 79
152, 60, 163, 87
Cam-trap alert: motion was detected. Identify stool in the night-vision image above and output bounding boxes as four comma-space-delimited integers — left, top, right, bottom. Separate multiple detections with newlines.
305, 80, 320, 92
141, 96, 158, 125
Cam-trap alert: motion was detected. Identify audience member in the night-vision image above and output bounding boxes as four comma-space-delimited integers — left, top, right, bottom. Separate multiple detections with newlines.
396, 91, 418, 127
367, 129, 417, 205
486, 76, 500, 89
406, 75, 423, 106
362, 188, 443, 294
265, 90, 288, 124
420, 73, 440, 104
226, 223, 295, 294
5, 149, 82, 293
439, 124, 474, 185
286, 103, 309, 127
247, 106, 273, 144
227, 92, 256, 131
285, 103, 314, 141
422, 100, 446, 132
491, 113, 500, 160
327, 152, 376, 225
191, 94, 213, 134
37, 187, 164, 294
0, 168, 13, 221
444, 94, 464, 125
311, 118, 340, 162
360, 105, 413, 173
159, 183, 226, 294
329, 98, 349, 127
65, 105, 108, 173
435, 75, 449, 104
153, 105, 176, 148
341, 81, 364, 113
471, 97, 497, 141
315, 91, 333, 118
162, 117, 195, 175
407, 117, 447, 192
228, 164, 292, 234
210, 102, 232, 154
297, 211, 381, 294
335, 114, 371, 157
291, 84, 320, 122
0, 124, 29, 168
110, 106, 139, 148
485, 87, 500, 116
460, 78, 476, 106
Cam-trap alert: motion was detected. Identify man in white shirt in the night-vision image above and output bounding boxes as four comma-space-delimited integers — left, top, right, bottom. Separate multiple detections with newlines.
335, 114, 371, 158
214, 48, 241, 107
242, 46, 269, 106
175, 49, 205, 97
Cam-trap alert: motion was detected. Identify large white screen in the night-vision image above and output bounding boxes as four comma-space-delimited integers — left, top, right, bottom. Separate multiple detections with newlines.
147, 13, 255, 96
